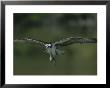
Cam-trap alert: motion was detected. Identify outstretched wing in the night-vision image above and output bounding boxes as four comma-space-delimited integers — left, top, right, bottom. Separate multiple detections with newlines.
14, 38, 47, 46
54, 37, 97, 46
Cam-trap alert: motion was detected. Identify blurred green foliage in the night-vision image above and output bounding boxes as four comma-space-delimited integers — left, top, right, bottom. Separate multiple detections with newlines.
14, 13, 97, 75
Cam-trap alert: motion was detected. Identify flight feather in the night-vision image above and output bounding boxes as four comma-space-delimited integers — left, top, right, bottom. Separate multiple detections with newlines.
54, 37, 97, 46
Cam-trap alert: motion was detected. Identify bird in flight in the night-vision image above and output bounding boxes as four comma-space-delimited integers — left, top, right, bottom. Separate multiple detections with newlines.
14, 37, 97, 65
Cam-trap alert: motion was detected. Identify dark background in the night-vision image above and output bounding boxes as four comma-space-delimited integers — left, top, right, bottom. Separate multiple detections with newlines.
14, 13, 97, 75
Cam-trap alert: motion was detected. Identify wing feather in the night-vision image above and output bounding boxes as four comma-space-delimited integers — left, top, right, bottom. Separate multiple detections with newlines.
14, 38, 46, 46
54, 37, 97, 46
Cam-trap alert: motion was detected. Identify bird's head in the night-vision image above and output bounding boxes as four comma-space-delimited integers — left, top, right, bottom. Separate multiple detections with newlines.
45, 44, 52, 48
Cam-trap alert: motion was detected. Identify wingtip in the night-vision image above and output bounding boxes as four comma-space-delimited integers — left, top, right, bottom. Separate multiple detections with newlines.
92, 38, 97, 43
14, 39, 24, 42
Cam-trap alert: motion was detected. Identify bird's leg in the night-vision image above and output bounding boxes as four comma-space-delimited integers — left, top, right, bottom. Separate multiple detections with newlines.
51, 58, 56, 66
49, 55, 52, 62
49, 54, 56, 66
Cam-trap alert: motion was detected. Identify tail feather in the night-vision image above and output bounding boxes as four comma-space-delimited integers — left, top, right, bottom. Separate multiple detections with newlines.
56, 49, 64, 55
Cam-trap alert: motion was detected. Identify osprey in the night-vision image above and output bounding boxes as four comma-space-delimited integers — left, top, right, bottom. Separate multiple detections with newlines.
14, 37, 97, 65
